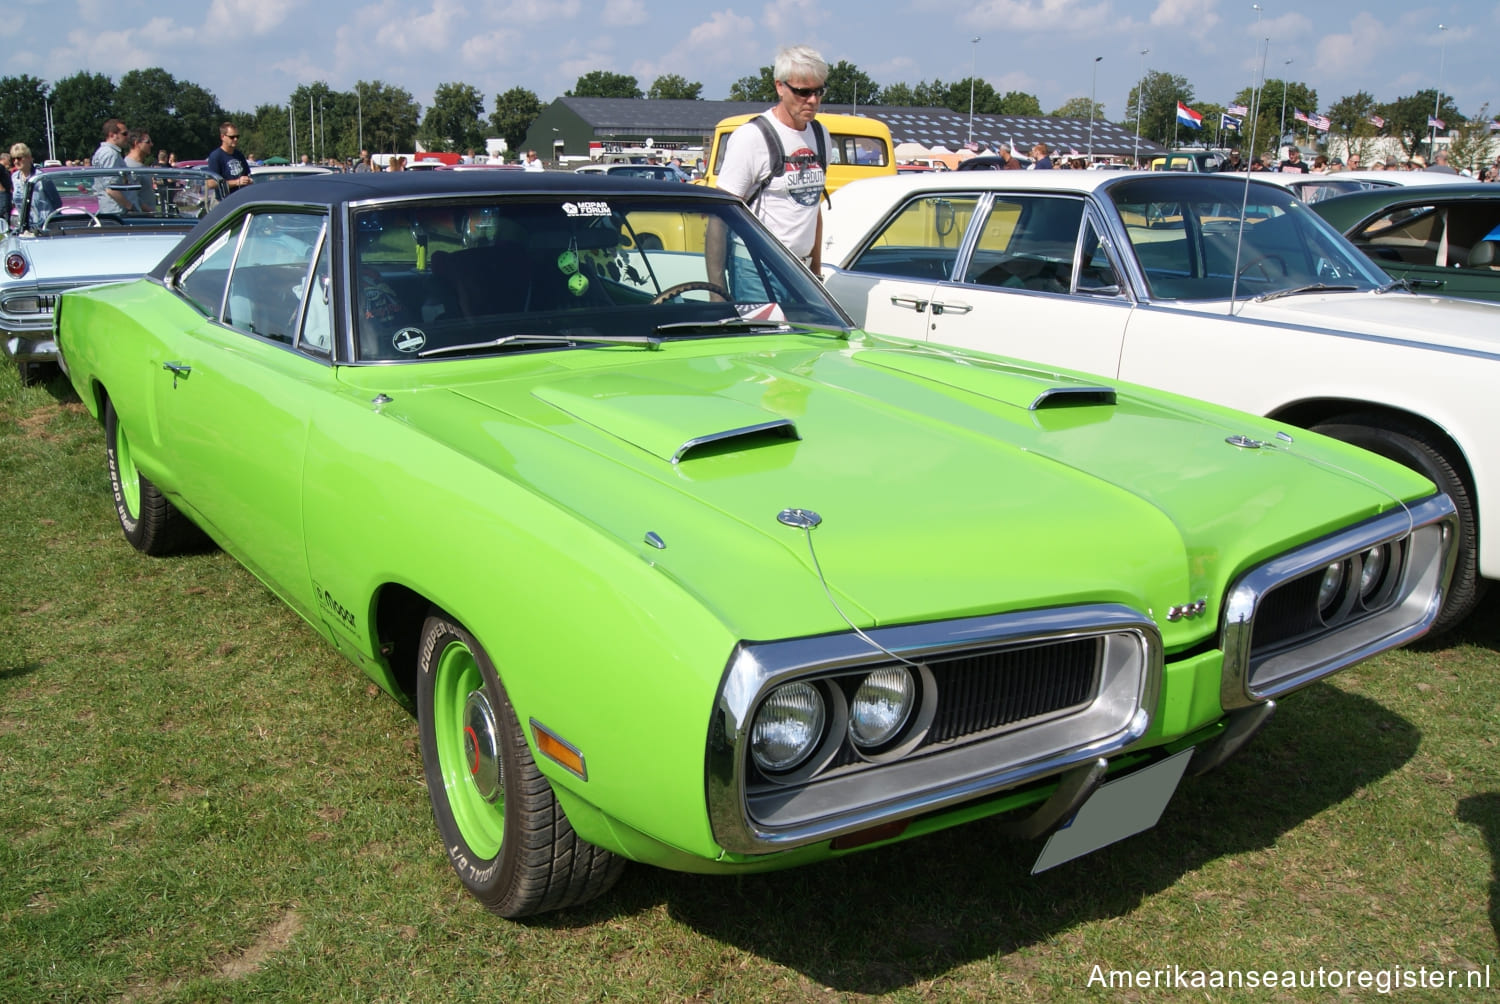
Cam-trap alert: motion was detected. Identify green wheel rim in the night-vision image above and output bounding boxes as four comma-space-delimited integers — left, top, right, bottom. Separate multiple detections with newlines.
433, 639, 505, 858
114, 417, 141, 521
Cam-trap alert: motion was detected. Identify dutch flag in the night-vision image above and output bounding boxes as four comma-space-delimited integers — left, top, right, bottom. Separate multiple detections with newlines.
1176, 102, 1203, 129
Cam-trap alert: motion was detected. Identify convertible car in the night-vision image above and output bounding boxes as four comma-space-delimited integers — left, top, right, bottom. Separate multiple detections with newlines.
2, 167, 222, 381
820, 170, 1500, 632
58, 173, 1455, 918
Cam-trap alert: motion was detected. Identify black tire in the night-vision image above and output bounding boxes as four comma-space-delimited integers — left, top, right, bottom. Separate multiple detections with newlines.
1312, 415, 1485, 634
417, 613, 624, 918
103, 396, 203, 555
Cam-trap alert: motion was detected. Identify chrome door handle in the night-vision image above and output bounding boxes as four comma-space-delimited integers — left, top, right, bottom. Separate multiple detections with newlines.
930, 300, 972, 315
163, 361, 191, 388
890, 295, 929, 311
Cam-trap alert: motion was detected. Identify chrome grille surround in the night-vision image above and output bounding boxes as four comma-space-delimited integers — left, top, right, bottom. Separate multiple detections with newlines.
1220, 493, 1457, 710
706, 604, 1161, 855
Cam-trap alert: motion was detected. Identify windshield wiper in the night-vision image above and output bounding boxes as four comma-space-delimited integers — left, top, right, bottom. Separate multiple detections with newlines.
417, 333, 661, 358
653, 317, 792, 335
1254, 283, 1359, 303
1375, 277, 1444, 294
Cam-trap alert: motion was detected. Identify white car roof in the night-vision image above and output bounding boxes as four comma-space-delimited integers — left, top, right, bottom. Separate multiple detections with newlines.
1254, 169, 1479, 189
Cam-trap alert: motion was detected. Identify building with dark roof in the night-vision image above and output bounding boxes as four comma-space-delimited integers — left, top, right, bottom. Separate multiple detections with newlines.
523, 97, 1168, 164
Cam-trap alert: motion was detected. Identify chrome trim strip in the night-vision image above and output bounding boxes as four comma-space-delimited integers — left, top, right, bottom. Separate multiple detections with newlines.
706, 604, 1161, 854
1220, 493, 1457, 710
672, 419, 798, 464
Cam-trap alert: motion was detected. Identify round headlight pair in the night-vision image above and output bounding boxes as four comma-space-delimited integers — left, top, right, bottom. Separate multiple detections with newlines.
749, 667, 919, 774
1318, 544, 1396, 619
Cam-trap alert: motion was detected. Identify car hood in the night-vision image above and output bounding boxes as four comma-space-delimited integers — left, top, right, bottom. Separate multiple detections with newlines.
346, 335, 1430, 643
1229, 290, 1500, 356
7, 232, 186, 285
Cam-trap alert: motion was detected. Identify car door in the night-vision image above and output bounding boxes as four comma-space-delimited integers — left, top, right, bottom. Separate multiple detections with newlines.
825, 190, 1134, 377
1346, 198, 1500, 302
152, 208, 333, 615
822, 192, 980, 340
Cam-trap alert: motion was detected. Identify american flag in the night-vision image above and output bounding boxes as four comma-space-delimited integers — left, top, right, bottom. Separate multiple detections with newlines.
1293, 109, 1310, 124
1228, 104, 1249, 116
1367, 114, 1385, 129
1428, 115, 1446, 130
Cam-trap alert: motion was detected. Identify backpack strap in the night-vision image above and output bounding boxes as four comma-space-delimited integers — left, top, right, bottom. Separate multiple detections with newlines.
742, 114, 831, 209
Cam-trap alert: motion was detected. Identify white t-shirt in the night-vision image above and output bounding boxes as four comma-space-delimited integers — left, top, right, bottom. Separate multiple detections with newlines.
716, 111, 827, 259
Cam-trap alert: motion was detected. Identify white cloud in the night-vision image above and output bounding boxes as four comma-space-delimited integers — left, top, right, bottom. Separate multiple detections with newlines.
498, 0, 582, 24
1311, 12, 1390, 81
204, 0, 298, 37
631, 10, 756, 91
601, 0, 647, 27
966, 0, 1116, 33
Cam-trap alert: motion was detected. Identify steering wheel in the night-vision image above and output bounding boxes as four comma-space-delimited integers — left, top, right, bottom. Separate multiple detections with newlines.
1238, 253, 1287, 280
650, 280, 732, 305
42, 208, 102, 231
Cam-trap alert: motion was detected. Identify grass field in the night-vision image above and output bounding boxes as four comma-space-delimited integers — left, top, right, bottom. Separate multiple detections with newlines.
2, 364, 1496, 1002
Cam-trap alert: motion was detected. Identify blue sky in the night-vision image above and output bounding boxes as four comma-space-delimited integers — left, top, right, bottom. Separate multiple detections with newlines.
8, 0, 1496, 122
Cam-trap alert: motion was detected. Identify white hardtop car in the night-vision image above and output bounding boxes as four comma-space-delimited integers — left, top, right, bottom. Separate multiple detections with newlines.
1254, 168, 1478, 204
821, 169, 1500, 631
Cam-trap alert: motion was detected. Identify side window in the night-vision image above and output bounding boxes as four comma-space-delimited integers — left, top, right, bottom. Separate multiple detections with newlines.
299, 236, 333, 355
964, 196, 1083, 294
176, 217, 244, 319
848, 194, 981, 281
223, 212, 327, 343
1076, 217, 1123, 294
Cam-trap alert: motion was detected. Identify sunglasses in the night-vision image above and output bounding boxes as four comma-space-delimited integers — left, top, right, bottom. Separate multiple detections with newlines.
225, 134, 240, 140
781, 81, 827, 99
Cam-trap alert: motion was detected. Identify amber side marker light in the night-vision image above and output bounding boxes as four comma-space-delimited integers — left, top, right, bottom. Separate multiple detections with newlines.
830, 820, 909, 851
531, 719, 588, 780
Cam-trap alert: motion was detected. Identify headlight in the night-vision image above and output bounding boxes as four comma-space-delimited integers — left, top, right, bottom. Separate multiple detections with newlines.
1317, 561, 1347, 616
1359, 545, 1389, 600
750, 682, 825, 772
848, 667, 916, 749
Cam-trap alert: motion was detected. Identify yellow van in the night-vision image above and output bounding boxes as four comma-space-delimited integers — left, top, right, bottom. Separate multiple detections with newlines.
701, 112, 895, 194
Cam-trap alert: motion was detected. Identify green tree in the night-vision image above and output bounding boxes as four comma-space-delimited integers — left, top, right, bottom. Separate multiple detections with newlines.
356, 80, 420, 153
1126, 70, 1193, 147
1378, 89, 1462, 159
1448, 103, 1497, 175
569, 71, 641, 99
996, 91, 1042, 116
1324, 90, 1380, 161
113, 69, 223, 161
49, 71, 116, 161
647, 74, 702, 100
421, 81, 485, 152
490, 87, 542, 158
1228, 79, 1316, 156
245, 103, 291, 161
879, 82, 916, 106
1050, 96, 1105, 120
728, 69, 775, 102
825, 60, 878, 106
911, 79, 948, 107
0, 75, 51, 159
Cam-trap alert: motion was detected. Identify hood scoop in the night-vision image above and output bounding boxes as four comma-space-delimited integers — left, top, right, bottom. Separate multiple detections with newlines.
1029, 386, 1117, 410
533, 373, 798, 464
859, 346, 1119, 412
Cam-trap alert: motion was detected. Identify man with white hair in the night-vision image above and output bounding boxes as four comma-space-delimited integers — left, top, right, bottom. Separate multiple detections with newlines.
709, 44, 833, 275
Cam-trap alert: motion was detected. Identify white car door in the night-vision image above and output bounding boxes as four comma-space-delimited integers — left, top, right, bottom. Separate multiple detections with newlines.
825, 191, 1134, 378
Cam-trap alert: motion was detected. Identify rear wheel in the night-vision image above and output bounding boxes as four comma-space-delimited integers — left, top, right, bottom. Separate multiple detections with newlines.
417, 613, 623, 917
103, 397, 202, 555
1312, 415, 1484, 633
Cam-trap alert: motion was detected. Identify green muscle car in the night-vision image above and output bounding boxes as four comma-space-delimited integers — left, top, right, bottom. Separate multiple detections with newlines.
56, 172, 1456, 918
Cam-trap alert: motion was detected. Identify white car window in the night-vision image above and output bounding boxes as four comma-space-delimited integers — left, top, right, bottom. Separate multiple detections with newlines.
846, 194, 982, 281
223, 212, 327, 343
964, 196, 1084, 294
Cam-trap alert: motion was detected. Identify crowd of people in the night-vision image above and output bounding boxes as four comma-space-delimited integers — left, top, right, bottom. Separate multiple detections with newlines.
1212, 144, 1499, 179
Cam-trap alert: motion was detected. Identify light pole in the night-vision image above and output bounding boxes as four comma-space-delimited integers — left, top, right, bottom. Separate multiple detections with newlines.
1430, 24, 1448, 157
357, 83, 363, 156
1278, 59, 1292, 158
967, 36, 981, 147
1134, 48, 1148, 165
1087, 56, 1102, 162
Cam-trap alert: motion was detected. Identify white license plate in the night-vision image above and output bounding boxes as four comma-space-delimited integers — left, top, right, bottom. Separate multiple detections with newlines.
1031, 748, 1193, 874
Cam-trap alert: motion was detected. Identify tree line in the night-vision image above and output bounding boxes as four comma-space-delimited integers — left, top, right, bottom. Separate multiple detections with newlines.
0, 63, 1490, 166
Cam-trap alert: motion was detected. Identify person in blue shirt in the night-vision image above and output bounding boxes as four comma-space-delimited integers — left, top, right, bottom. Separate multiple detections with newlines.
206, 122, 255, 196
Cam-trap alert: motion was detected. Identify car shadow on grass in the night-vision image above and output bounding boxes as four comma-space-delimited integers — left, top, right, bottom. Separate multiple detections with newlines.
577, 685, 1418, 994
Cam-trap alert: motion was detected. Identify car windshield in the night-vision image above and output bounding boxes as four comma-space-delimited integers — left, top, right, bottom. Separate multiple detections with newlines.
1107, 175, 1387, 301
351, 194, 848, 361
16, 168, 220, 232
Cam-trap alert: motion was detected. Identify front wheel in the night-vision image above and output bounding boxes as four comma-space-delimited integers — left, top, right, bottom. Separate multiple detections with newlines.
417, 613, 623, 917
103, 396, 202, 555
1312, 416, 1484, 634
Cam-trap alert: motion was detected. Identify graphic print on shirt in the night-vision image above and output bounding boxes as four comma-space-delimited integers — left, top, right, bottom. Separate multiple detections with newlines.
783, 148, 825, 207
